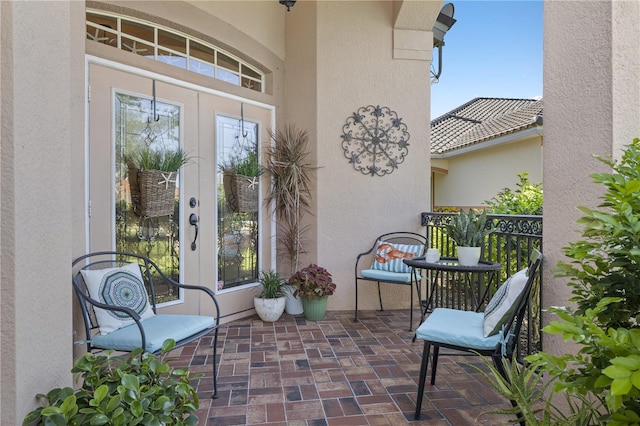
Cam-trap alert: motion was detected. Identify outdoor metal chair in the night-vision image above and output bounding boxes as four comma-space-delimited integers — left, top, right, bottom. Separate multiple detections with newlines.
354, 231, 428, 331
72, 251, 220, 398
413, 249, 542, 421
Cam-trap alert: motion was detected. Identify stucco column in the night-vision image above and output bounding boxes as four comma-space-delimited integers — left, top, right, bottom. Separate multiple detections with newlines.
543, 1, 640, 356
1, 1, 84, 422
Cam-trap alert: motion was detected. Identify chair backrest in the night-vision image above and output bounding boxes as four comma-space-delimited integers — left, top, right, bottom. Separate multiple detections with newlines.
72, 251, 170, 343
499, 249, 543, 356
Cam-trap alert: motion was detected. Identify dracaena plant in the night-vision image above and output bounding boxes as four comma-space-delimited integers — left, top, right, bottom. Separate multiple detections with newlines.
289, 264, 337, 300
262, 126, 318, 276
23, 339, 201, 426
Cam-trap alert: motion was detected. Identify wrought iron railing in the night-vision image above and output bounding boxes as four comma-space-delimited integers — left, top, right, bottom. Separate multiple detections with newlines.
421, 212, 543, 355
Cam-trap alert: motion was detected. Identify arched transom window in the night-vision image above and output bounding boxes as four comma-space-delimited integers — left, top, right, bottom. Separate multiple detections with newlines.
86, 10, 265, 92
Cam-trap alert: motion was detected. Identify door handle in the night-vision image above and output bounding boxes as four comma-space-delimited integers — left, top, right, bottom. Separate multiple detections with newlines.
189, 213, 199, 250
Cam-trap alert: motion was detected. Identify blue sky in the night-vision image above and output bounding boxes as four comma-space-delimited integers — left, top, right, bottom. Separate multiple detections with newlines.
430, 0, 543, 119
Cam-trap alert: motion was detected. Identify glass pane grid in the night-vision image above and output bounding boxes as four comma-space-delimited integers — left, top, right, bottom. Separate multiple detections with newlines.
86, 9, 264, 93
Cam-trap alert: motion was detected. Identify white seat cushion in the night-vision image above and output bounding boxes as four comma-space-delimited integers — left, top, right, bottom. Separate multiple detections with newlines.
416, 308, 501, 351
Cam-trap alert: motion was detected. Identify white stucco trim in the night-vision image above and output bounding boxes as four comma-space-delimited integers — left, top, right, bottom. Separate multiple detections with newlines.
432, 126, 543, 159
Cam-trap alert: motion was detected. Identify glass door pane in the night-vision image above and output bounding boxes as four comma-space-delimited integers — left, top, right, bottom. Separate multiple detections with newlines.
216, 115, 259, 290
114, 93, 181, 303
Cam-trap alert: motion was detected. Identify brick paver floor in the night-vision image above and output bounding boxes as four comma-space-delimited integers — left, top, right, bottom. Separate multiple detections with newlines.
169, 309, 516, 425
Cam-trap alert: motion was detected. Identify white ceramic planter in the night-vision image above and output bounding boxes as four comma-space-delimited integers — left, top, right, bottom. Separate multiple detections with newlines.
254, 296, 286, 322
457, 246, 481, 266
284, 285, 304, 315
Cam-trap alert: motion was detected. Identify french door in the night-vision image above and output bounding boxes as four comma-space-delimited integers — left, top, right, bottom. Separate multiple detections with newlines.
88, 61, 274, 319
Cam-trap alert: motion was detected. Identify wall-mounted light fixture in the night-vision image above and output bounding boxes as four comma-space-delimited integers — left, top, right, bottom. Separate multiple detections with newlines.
279, 0, 296, 11
431, 3, 456, 82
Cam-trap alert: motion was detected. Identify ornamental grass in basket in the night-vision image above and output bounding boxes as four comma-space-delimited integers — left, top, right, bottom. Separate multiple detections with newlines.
289, 264, 337, 300
218, 148, 261, 213
126, 147, 191, 218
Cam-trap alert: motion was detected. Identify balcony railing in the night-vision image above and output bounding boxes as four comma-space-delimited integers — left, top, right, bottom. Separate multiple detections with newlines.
421, 212, 543, 355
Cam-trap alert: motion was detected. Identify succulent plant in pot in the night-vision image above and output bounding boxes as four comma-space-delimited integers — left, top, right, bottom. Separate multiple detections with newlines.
289, 264, 337, 321
254, 270, 287, 322
443, 209, 494, 266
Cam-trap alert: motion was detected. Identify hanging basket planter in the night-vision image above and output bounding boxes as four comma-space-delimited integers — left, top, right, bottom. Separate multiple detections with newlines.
223, 173, 258, 213
129, 168, 177, 218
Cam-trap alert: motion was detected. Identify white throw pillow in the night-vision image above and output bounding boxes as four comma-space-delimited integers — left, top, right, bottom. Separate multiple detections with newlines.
483, 268, 529, 337
81, 262, 155, 335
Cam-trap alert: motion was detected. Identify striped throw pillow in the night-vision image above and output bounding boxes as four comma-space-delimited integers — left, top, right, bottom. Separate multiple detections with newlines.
483, 268, 528, 337
371, 241, 422, 274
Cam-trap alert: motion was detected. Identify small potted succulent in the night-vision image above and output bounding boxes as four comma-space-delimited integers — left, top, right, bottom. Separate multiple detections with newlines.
443, 209, 494, 266
254, 270, 287, 322
289, 264, 337, 321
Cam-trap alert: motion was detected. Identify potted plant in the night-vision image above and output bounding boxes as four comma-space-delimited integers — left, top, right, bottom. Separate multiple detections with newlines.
254, 270, 287, 322
219, 145, 261, 213
126, 146, 191, 217
262, 126, 318, 314
289, 264, 337, 321
443, 209, 494, 266
23, 339, 200, 426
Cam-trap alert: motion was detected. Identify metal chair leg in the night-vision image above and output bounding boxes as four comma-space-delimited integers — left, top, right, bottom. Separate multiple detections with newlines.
430, 345, 440, 385
414, 341, 431, 420
354, 279, 359, 322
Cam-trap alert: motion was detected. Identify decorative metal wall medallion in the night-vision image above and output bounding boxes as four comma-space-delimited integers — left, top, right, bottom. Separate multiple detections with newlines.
341, 105, 410, 177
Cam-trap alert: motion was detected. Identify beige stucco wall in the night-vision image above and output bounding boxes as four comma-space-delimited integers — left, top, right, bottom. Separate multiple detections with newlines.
186, 0, 286, 61
542, 0, 640, 357
0, 1, 85, 423
433, 135, 543, 209
311, 1, 433, 312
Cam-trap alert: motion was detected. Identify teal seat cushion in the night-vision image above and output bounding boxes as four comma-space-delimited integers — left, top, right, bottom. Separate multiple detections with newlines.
360, 269, 420, 283
415, 308, 501, 351
91, 314, 215, 353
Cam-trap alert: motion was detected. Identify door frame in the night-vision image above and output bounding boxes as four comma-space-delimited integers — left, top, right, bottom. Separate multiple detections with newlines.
84, 55, 278, 320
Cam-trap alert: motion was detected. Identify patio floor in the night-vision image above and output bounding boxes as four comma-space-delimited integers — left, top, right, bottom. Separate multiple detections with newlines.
169, 309, 516, 425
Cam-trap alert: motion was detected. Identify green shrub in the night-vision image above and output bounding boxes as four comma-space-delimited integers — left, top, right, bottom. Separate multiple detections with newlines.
485, 172, 543, 215
479, 138, 640, 425
23, 339, 201, 426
